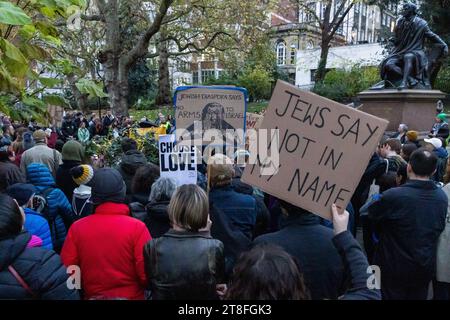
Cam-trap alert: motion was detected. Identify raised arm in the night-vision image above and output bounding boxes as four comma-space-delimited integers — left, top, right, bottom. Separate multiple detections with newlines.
331, 204, 381, 300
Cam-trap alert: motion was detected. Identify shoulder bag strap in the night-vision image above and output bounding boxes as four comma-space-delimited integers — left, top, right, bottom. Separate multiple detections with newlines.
53, 148, 59, 176
8, 265, 38, 299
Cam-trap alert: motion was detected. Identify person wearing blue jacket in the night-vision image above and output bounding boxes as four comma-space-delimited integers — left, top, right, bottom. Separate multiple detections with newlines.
5, 183, 53, 250
26, 163, 76, 253
208, 154, 257, 240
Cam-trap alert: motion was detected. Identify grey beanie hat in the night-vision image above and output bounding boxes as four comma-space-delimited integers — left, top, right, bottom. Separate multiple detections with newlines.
90, 168, 126, 205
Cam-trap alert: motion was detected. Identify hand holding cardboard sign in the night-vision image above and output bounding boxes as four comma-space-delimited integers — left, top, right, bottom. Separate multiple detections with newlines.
331, 204, 349, 235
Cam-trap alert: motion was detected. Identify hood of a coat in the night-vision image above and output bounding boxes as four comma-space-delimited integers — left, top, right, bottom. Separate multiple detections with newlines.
120, 150, 147, 174
0, 232, 31, 270
132, 192, 150, 206
146, 201, 170, 222
26, 163, 55, 187
60, 160, 81, 170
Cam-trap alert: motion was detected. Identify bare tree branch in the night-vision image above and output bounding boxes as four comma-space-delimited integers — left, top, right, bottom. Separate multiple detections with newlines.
328, 0, 355, 39
163, 31, 236, 53
296, 0, 324, 30
161, 10, 191, 25
329, 0, 352, 31
123, 0, 174, 69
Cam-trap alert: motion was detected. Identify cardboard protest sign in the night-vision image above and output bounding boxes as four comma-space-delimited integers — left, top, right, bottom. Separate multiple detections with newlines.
246, 112, 264, 130
174, 86, 247, 145
241, 80, 388, 220
159, 134, 197, 186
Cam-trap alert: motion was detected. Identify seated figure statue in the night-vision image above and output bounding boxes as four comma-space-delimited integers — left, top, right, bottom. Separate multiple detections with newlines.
372, 2, 448, 90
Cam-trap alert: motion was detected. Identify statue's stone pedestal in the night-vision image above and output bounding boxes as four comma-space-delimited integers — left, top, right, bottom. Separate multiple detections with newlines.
358, 89, 447, 132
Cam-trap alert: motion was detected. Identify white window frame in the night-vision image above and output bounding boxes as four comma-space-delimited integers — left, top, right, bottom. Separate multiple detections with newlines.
276, 41, 287, 66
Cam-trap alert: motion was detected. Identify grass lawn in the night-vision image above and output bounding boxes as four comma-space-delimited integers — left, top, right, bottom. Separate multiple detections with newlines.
130, 107, 174, 121
129, 101, 269, 120
246, 101, 268, 114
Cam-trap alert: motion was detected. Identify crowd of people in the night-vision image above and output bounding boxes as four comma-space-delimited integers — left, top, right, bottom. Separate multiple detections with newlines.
0, 109, 449, 301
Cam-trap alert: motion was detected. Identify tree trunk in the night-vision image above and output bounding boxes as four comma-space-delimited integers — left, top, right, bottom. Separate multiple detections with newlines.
156, 31, 172, 106
98, 0, 130, 116
96, 0, 172, 116
315, 37, 330, 83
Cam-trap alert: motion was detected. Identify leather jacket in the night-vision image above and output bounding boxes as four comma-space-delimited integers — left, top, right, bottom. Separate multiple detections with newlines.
144, 229, 225, 300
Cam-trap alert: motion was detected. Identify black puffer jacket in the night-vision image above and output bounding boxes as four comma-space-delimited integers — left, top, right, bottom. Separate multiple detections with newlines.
0, 232, 79, 300
117, 150, 147, 194
144, 230, 225, 300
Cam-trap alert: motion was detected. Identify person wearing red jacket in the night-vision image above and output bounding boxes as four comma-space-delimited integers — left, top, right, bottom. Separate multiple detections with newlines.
46, 128, 58, 149
61, 168, 151, 300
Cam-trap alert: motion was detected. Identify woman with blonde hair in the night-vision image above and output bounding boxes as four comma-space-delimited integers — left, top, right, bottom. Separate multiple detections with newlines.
144, 184, 225, 300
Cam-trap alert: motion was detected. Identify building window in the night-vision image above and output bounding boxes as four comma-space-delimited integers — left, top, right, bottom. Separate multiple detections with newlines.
201, 70, 215, 83
306, 2, 316, 22
311, 69, 317, 82
290, 45, 296, 65
193, 71, 198, 84
276, 41, 286, 66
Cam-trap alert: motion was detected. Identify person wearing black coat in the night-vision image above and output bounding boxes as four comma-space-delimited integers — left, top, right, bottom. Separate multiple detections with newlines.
226, 204, 380, 300
130, 176, 175, 238
102, 111, 115, 136
117, 138, 147, 197
0, 148, 25, 192
253, 200, 346, 300
61, 116, 77, 141
430, 114, 450, 141
351, 152, 388, 229
144, 185, 225, 300
0, 194, 79, 300
56, 140, 84, 201
145, 200, 171, 239
368, 149, 448, 300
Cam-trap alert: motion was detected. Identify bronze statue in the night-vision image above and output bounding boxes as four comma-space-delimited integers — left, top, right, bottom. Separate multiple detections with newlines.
372, 2, 448, 90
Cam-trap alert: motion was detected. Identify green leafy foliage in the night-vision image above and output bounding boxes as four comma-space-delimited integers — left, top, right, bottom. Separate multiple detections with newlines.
313, 65, 380, 103
435, 65, 450, 94
238, 66, 273, 102
43, 94, 69, 107
85, 128, 160, 167
75, 79, 108, 98
0, 0, 83, 121
0, 38, 29, 77
0, 1, 32, 25
128, 59, 158, 107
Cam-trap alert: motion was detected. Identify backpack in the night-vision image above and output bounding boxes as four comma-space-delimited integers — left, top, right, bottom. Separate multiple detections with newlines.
72, 185, 93, 218
32, 187, 59, 249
